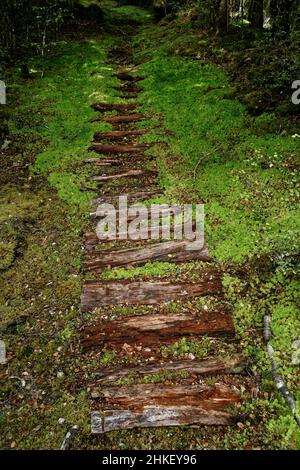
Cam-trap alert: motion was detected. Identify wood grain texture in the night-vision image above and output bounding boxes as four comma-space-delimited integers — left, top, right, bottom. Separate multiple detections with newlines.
81, 310, 233, 350
81, 276, 223, 311
83, 240, 208, 273
92, 355, 246, 384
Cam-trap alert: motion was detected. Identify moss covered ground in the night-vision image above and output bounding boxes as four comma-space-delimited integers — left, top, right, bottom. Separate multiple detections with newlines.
0, 2, 299, 450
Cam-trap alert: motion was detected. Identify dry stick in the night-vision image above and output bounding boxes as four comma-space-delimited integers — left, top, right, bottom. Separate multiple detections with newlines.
263, 314, 300, 427
60, 425, 79, 450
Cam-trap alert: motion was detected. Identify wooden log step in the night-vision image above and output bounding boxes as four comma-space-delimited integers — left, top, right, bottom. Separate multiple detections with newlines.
116, 84, 143, 94
92, 103, 140, 113
94, 130, 147, 142
91, 383, 240, 409
89, 204, 183, 220
80, 309, 233, 349
91, 355, 246, 385
91, 406, 236, 433
83, 222, 199, 248
83, 158, 120, 167
102, 113, 145, 124
90, 169, 157, 183
91, 384, 240, 433
81, 276, 222, 311
83, 240, 209, 273
89, 143, 150, 155
114, 72, 144, 82
90, 190, 163, 206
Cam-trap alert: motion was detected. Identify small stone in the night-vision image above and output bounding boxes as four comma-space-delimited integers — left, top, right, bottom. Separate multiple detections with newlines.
57, 371, 64, 379
58, 418, 65, 425
188, 353, 195, 360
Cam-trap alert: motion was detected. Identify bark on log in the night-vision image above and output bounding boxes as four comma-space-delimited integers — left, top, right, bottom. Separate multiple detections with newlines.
91, 383, 240, 409
94, 130, 146, 142
83, 222, 200, 248
83, 240, 208, 273
90, 190, 163, 206
90, 169, 157, 182
92, 103, 140, 113
91, 406, 237, 433
92, 355, 246, 384
114, 72, 144, 82
81, 276, 223, 311
80, 308, 233, 349
83, 158, 120, 166
89, 143, 150, 155
101, 113, 145, 124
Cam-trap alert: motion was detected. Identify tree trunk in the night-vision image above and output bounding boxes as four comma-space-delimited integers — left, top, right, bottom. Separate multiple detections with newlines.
248, 0, 264, 28
218, 0, 229, 33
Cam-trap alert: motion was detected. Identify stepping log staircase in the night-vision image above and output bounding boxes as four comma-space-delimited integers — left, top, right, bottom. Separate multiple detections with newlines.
80, 66, 250, 436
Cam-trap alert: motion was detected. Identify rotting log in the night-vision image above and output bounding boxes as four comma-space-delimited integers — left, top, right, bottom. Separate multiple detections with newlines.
91, 406, 237, 433
83, 222, 199, 248
81, 276, 222, 310
80, 309, 233, 349
101, 113, 145, 124
83, 240, 209, 273
90, 169, 157, 182
83, 158, 120, 166
114, 73, 144, 82
94, 130, 147, 142
90, 190, 163, 206
91, 383, 241, 433
92, 355, 246, 384
89, 204, 183, 220
89, 143, 150, 155
92, 103, 140, 113
91, 383, 240, 410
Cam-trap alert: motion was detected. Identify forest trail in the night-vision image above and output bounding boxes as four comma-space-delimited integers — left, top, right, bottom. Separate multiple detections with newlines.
80, 63, 251, 435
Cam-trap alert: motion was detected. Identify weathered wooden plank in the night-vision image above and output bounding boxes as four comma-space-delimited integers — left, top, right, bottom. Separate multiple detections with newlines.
83, 158, 120, 166
81, 276, 223, 311
91, 383, 240, 434
89, 143, 150, 155
83, 240, 208, 273
91, 406, 236, 433
92, 355, 246, 384
91, 383, 240, 409
102, 113, 145, 124
80, 308, 233, 349
114, 72, 144, 82
94, 130, 146, 142
90, 190, 163, 206
89, 204, 183, 220
83, 222, 201, 249
90, 169, 157, 182
92, 103, 140, 113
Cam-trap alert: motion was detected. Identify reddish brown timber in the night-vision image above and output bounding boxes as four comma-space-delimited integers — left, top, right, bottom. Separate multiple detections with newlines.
83, 240, 209, 273
90, 190, 163, 206
91, 383, 240, 409
89, 143, 150, 155
116, 84, 143, 94
92, 355, 246, 385
114, 72, 144, 82
90, 169, 157, 182
81, 278, 222, 311
92, 103, 140, 113
102, 113, 145, 124
80, 309, 233, 348
94, 130, 146, 142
